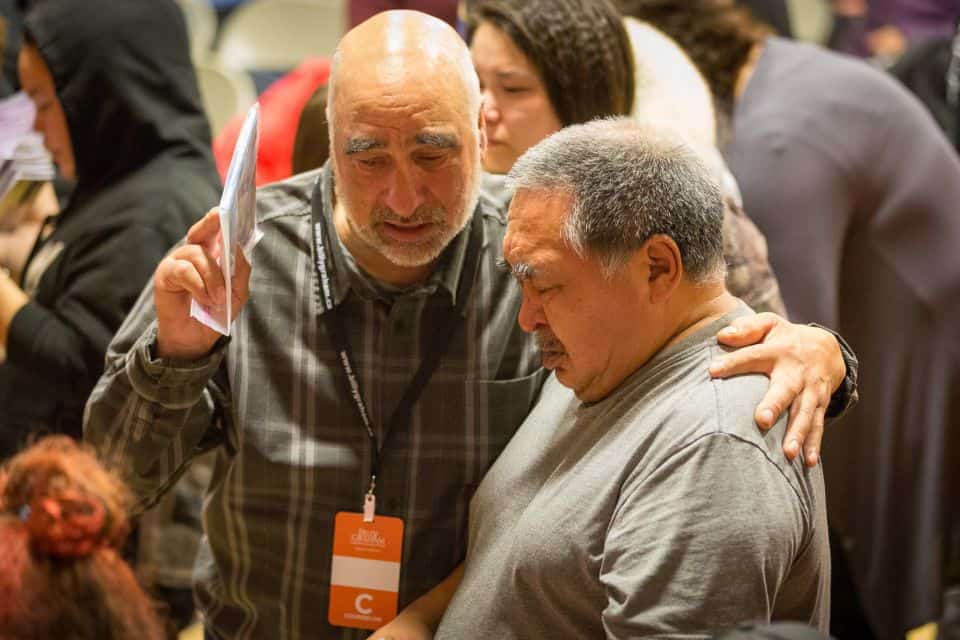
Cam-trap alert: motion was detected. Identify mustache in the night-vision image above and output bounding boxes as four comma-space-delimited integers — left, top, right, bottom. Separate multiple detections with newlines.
372, 204, 446, 226
534, 329, 564, 353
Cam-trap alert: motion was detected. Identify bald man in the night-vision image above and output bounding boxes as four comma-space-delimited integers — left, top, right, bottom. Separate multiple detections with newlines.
85, 11, 853, 640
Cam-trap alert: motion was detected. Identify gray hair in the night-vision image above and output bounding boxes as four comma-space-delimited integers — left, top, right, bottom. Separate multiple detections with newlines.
507, 118, 725, 282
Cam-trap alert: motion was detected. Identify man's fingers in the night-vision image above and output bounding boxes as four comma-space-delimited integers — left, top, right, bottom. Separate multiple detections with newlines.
783, 382, 819, 462
186, 208, 222, 254
805, 403, 826, 467
159, 245, 225, 306
709, 343, 776, 378
715, 312, 781, 347
754, 369, 803, 431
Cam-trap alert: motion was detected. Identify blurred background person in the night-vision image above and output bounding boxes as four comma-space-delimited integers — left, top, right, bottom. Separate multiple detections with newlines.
0, 5, 59, 286
619, 1, 960, 637
830, 0, 960, 61
290, 82, 331, 175
2, 2, 220, 631
468, 0, 787, 317
213, 56, 330, 186
0, 0, 220, 454
0, 436, 165, 640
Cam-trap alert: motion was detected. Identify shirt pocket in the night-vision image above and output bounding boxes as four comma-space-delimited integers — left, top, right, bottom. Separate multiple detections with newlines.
467, 369, 547, 480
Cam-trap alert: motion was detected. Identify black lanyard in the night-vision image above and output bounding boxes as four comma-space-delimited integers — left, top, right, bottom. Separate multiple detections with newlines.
310, 181, 482, 517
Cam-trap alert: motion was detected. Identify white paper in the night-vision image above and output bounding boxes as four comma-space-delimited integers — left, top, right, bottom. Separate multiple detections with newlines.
190, 103, 263, 335
0, 94, 55, 228
0, 93, 37, 157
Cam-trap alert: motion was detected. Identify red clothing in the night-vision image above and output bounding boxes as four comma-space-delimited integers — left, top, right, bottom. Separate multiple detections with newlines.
213, 58, 330, 186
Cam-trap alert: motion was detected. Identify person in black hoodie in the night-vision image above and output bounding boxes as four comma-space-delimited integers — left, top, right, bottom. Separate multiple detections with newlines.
0, 0, 221, 455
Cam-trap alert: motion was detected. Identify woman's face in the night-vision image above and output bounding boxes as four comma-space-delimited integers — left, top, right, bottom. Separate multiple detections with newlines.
471, 21, 563, 174
18, 43, 75, 180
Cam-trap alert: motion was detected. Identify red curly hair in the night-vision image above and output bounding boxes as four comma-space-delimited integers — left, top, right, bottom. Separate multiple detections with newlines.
0, 437, 164, 640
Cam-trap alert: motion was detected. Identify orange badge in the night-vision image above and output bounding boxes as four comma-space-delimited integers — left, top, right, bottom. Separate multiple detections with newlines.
329, 512, 405, 630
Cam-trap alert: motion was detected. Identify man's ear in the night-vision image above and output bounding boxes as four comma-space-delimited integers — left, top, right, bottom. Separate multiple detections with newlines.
644, 235, 683, 303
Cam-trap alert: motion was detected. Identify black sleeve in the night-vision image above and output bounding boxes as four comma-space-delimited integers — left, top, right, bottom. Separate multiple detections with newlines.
6, 221, 176, 394
810, 323, 859, 420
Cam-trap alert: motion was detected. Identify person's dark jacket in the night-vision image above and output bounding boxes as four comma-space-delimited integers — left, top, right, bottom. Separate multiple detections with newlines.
0, 0, 220, 454
0, 0, 22, 94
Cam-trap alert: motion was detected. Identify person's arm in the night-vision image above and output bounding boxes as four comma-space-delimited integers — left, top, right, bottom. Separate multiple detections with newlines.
368, 564, 465, 640
86, 210, 250, 506
600, 435, 826, 638
708, 314, 854, 466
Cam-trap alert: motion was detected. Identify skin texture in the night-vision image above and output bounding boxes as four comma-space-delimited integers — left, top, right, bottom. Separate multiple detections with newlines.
471, 21, 563, 175
17, 44, 75, 180
329, 11, 486, 286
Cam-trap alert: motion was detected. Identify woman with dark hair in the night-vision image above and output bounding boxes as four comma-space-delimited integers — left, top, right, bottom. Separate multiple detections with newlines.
467, 0, 635, 177
620, 1, 960, 637
0, 436, 165, 640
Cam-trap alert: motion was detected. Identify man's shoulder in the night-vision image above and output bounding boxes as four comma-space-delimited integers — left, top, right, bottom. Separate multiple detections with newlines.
254, 169, 320, 225
617, 337, 804, 485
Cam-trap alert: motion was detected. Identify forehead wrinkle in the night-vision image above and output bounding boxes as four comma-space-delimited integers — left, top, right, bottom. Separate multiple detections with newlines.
343, 81, 468, 131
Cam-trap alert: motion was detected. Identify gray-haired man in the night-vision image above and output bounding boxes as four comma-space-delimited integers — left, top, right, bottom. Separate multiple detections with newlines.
376, 119, 829, 639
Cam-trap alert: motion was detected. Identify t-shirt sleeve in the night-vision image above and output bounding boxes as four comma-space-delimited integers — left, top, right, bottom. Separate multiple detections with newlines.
599, 433, 813, 639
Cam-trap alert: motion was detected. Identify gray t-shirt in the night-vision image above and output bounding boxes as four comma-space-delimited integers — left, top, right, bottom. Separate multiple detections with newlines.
435, 304, 829, 639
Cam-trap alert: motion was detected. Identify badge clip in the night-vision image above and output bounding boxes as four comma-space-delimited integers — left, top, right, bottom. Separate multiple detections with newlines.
363, 475, 377, 522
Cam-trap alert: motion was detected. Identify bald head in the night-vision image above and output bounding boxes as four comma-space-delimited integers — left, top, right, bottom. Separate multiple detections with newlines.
327, 10, 481, 128
323, 11, 486, 289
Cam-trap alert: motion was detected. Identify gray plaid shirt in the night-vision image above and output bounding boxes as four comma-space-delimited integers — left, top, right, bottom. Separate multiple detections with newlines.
85, 166, 546, 639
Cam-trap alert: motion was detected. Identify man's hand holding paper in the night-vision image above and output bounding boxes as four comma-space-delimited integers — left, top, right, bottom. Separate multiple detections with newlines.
189, 103, 261, 336
156, 103, 262, 359
154, 209, 252, 359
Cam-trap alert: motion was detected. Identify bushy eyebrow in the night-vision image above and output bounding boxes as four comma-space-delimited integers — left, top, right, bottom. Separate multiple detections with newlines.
414, 132, 459, 149
496, 257, 534, 282
344, 137, 387, 155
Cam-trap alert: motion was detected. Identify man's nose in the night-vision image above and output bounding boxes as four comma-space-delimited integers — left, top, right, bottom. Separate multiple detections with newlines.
384, 165, 425, 217
517, 291, 544, 333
